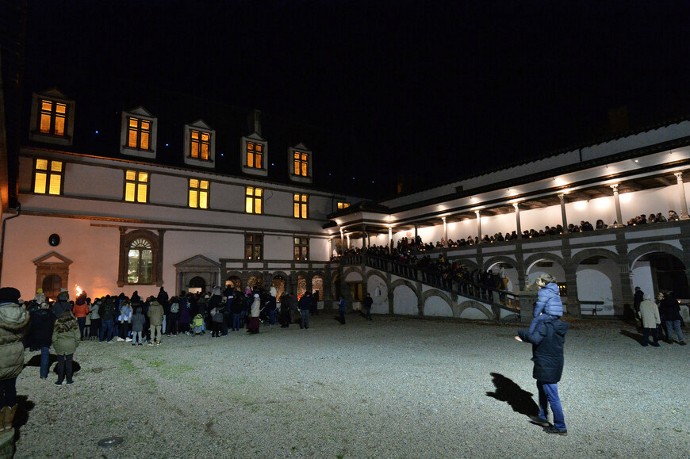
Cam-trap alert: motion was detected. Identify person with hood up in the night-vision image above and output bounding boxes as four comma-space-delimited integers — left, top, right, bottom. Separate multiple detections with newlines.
516, 305, 569, 436
638, 294, 661, 347
147, 298, 165, 345
528, 274, 564, 335
0, 287, 29, 432
52, 311, 80, 385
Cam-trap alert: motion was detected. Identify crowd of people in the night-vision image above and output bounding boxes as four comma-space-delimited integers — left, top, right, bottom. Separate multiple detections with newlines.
633, 287, 687, 346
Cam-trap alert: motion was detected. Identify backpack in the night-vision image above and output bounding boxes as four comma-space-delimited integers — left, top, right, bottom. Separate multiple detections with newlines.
170, 302, 179, 313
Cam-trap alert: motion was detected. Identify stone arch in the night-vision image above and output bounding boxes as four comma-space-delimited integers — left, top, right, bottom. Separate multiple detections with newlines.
391, 280, 421, 316
571, 247, 623, 267
627, 242, 686, 266
456, 299, 494, 320
482, 255, 517, 272
628, 242, 690, 300
523, 252, 565, 272
572, 248, 623, 316
366, 269, 389, 314
420, 289, 454, 317
452, 257, 478, 270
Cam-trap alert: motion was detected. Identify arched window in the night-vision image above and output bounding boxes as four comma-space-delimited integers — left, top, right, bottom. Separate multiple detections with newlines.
118, 230, 160, 287
127, 238, 153, 284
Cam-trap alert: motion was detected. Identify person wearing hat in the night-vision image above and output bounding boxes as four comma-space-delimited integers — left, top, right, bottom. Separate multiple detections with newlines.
0, 287, 30, 432
528, 274, 564, 335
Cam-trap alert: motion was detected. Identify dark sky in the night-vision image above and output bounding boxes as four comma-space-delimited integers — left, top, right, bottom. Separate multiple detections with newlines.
24, 0, 690, 199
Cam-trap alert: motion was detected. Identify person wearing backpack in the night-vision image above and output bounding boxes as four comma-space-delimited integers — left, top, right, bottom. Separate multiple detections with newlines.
167, 297, 180, 336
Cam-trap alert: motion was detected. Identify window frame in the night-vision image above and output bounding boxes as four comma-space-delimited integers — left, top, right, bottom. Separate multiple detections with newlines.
241, 134, 268, 176
188, 178, 210, 209
120, 107, 157, 159
29, 90, 75, 146
293, 193, 308, 219
124, 169, 150, 203
287, 144, 312, 184
244, 233, 264, 260
118, 229, 161, 287
32, 158, 64, 195
245, 186, 264, 214
337, 201, 350, 210
294, 236, 309, 261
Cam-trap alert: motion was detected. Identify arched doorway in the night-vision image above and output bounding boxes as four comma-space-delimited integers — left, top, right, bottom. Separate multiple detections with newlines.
632, 252, 689, 300
226, 275, 242, 292
312, 275, 323, 301
188, 276, 206, 295
575, 256, 618, 315
271, 275, 287, 300
42, 274, 63, 302
296, 274, 307, 300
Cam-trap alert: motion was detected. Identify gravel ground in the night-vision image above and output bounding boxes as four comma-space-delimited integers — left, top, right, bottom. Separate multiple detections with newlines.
9, 314, 690, 459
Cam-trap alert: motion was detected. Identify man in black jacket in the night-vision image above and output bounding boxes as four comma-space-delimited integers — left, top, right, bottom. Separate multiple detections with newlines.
515, 315, 569, 435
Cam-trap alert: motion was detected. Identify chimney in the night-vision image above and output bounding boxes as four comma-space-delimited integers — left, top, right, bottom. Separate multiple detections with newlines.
248, 109, 262, 135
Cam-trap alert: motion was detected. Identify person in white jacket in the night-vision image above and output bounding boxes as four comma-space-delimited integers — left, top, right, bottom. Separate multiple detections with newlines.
638, 295, 661, 347
247, 293, 261, 334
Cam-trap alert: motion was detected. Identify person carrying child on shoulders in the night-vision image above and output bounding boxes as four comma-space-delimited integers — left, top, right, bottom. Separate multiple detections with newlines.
529, 274, 563, 335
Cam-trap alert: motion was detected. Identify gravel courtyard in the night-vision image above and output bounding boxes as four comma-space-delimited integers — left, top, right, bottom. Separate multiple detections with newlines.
10, 314, 690, 458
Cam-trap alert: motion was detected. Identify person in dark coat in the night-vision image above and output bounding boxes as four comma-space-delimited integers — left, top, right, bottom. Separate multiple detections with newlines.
516, 315, 569, 435
27, 302, 55, 379
658, 292, 686, 345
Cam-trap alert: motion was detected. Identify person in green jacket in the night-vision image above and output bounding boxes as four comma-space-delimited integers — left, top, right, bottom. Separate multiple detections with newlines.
52, 312, 80, 385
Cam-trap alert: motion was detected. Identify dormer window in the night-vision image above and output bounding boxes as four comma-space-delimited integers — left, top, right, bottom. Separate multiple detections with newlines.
120, 107, 157, 159
288, 143, 312, 184
29, 89, 75, 146
191, 130, 210, 160
127, 117, 151, 150
241, 133, 268, 176
184, 120, 215, 168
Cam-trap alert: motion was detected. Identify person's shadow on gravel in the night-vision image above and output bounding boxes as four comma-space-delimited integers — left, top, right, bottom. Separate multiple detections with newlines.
619, 329, 645, 345
12, 395, 35, 442
24, 354, 82, 374
486, 372, 539, 416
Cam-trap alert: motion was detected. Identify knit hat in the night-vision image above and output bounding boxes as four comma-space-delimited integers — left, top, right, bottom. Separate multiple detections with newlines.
0, 287, 21, 302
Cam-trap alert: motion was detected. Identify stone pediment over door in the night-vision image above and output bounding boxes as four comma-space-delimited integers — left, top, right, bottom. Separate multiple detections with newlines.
174, 254, 221, 271
33, 252, 73, 301
174, 255, 221, 294
33, 252, 73, 266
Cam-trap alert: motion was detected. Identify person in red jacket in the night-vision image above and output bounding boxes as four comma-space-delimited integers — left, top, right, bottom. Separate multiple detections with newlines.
73, 292, 90, 340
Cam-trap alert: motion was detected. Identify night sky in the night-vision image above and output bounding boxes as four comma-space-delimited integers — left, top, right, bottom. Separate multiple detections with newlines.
23, 0, 690, 199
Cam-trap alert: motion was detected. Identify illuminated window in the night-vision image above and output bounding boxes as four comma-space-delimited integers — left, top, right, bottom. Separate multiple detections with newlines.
124, 170, 149, 203
189, 179, 209, 209
293, 152, 309, 177
33, 159, 63, 195
337, 201, 350, 210
127, 117, 151, 150
293, 193, 308, 219
246, 142, 263, 169
245, 187, 263, 214
39, 100, 67, 136
294, 236, 309, 261
245, 233, 263, 260
190, 130, 211, 161
127, 238, 153, 284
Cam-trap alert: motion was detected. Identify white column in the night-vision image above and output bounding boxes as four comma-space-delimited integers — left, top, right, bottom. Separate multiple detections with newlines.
674, 172, 689, 220
442, 217, 448, 246
340, 228, 344, 254
388, 226, 393, 250
475, 210, 482, 243
558, 193, 568, 232
346, 233, 351, 249
513, 202, 522, 238
611, 184, 624, 227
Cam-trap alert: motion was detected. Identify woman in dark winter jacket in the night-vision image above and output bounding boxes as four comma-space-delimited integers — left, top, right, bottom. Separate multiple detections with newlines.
27, 302, 55, 379
52, 312, 80, 385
